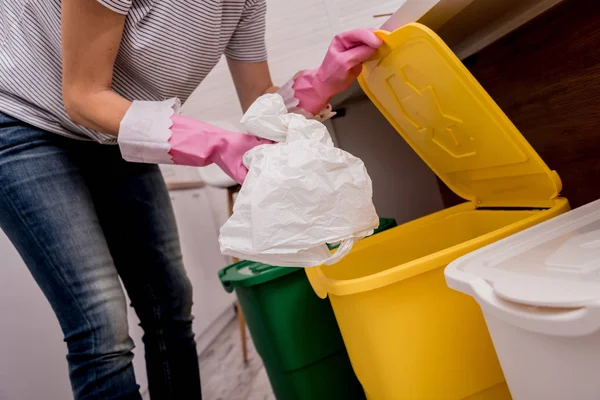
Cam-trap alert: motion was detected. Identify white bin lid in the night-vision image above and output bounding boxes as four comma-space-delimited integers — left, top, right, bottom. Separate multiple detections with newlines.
446, 200, 600, 336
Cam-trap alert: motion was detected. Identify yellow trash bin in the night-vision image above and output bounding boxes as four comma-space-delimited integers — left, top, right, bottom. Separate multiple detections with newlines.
305, 23, 570, 400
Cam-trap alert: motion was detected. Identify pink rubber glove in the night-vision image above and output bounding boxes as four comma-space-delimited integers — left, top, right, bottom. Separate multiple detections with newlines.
168, 114, 272, 184
118, 99, 272, 184
278, 29, 383, 119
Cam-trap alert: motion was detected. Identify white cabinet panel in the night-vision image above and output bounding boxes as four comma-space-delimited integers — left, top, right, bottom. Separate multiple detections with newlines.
169, 190, 234, 343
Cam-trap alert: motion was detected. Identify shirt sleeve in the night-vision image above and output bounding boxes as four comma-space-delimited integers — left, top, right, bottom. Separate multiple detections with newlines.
225, 0, 268, 62
96, 0, 132, 15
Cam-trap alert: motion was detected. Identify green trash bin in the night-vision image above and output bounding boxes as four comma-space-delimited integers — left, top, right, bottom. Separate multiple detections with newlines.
218, 218, 396, 400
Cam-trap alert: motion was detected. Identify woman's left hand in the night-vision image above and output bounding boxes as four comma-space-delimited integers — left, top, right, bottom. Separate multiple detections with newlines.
277, 29, 383, 120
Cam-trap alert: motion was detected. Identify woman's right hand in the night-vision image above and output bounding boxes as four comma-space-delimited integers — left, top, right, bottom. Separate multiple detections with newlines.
118, 99, 273, 184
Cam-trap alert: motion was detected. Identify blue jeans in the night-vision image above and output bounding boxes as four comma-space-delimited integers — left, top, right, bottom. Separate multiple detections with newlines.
0, 112, 202, 399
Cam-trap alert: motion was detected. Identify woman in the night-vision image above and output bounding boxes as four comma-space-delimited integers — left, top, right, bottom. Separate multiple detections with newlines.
0, 0, 382, 399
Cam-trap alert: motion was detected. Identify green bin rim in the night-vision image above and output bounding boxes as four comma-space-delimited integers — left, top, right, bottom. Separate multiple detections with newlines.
218, 218, 397, 292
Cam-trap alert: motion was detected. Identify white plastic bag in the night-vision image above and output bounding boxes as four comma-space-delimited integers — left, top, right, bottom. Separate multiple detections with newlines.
219, 94, 379, 267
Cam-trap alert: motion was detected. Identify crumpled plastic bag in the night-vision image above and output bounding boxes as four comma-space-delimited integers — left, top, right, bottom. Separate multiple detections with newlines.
219, 94, 379, 267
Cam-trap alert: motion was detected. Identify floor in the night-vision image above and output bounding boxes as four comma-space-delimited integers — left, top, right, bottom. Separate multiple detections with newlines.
200, 317, 275, 400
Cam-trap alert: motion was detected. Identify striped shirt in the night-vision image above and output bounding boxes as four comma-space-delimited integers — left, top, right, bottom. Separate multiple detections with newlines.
0, 0, 267, 144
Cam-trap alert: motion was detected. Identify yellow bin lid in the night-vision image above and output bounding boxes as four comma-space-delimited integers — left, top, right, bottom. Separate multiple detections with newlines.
358, 23, 561, 209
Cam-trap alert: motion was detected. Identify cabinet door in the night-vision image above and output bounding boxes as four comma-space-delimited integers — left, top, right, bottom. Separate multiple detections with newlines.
169, 190, 234, 339
186, 189, 234, 327
170, 191, 209, 337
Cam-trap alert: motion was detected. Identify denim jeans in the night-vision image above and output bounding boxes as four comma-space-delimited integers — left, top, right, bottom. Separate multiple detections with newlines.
0, 112, 202, 400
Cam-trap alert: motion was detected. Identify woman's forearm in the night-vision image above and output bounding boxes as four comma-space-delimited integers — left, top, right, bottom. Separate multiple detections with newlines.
227, 58, 273, 112
63, 88, 130, 136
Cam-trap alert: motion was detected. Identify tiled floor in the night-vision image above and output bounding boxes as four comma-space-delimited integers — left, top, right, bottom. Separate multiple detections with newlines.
200, 318, 275, 400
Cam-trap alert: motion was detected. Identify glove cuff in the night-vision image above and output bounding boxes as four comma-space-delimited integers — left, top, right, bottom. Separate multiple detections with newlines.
118, 98, 180, 164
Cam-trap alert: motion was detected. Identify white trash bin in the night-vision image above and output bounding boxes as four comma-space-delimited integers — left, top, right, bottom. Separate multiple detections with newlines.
445, 199, 600, 400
